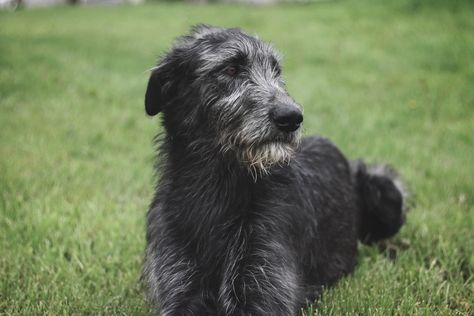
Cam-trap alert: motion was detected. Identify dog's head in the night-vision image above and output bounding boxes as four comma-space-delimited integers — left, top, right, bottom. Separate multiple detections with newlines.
145, 25, 303, 175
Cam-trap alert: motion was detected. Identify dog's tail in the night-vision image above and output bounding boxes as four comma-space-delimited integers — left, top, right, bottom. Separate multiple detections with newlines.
351, 160, 409, 244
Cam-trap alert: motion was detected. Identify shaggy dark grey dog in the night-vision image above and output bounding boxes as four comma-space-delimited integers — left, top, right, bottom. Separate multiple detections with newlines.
143, 25, 407, 316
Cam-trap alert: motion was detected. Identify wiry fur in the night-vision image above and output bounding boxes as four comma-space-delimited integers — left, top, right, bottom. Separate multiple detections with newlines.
143, 25, 407, 315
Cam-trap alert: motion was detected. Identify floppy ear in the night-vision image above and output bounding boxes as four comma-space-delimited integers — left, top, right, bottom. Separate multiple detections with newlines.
145, 71, 162, 116
145, 54, 182, 116
145, 28, 201, 116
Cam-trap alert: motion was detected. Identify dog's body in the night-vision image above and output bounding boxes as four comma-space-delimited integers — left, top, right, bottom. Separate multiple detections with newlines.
143, 25, 406, 315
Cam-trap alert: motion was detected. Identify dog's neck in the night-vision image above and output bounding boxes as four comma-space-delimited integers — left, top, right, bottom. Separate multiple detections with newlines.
154, 135, 260, 245
159, 134, 256, 216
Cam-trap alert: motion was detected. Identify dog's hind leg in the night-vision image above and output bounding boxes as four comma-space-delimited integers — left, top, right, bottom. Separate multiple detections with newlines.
351, 160, 408, 244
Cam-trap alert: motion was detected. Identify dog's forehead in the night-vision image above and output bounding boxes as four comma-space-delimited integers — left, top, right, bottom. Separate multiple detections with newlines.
193, 27, 280, 65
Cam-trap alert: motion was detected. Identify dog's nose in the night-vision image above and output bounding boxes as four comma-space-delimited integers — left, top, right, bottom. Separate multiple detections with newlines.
271, 104, 303, 132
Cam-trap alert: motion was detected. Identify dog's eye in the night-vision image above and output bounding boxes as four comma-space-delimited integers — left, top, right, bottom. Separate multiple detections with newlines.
225, 65, 239, 76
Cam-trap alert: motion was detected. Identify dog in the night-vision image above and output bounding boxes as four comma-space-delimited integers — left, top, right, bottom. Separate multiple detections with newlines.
143, 25, 407, 315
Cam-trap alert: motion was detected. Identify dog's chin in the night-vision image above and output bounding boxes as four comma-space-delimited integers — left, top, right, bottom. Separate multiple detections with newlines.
240, 140, 298, 179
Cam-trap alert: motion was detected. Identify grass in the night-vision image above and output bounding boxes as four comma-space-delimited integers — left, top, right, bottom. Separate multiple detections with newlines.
1, 0, 473, 314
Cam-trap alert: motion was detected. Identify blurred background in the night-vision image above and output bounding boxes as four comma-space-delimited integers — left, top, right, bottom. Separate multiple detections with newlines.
1, 0, 473, 315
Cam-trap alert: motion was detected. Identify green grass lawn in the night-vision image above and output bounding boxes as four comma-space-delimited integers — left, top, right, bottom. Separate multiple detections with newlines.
1, 0, 473, 314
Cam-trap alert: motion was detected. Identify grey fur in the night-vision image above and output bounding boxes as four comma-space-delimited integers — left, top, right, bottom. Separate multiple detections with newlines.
143, 25, 407, 315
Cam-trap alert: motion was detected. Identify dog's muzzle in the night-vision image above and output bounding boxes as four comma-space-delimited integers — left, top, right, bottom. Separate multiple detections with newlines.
270, 102, 303, 133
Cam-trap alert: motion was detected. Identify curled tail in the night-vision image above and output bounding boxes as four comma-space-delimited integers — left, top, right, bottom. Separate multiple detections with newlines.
351, 161, 409, 244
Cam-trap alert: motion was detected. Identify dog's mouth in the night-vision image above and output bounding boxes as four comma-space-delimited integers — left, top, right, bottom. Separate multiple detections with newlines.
256, 127, 302, 145
238, 133, 301, 179
258, 136, 298, 148
219, 126, 302, 178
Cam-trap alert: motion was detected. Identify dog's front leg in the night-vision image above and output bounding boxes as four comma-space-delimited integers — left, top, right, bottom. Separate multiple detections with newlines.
144, 242, 212, 316
218, 239, 300, 316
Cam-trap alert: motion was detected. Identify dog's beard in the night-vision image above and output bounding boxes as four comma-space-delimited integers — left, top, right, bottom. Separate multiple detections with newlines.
218, 123, 302, 180
239, 127, 302, 180
241, 141, 296, 178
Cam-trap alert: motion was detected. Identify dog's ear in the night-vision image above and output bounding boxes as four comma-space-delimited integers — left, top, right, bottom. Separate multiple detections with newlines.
146, 28, 205, 116
145, 48, 188, 116
145, 70, 163, 116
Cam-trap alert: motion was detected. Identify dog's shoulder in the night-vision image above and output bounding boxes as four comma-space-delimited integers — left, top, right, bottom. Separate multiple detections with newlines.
298, 136, 347, 164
